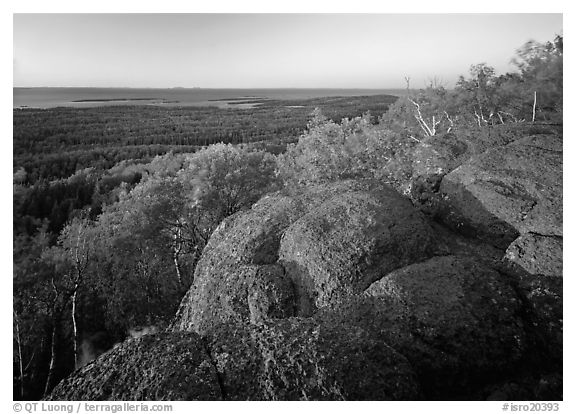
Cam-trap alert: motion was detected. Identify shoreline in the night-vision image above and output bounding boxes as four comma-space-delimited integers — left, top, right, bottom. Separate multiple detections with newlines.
14, 88, 403, 110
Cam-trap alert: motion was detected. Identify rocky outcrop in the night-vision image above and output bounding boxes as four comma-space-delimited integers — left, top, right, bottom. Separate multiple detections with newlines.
172, 180, 438, 334
365, 256, 526, 370
408, 127, 534, 208
319, 256, 527, 398
438, 135, 562, 248
278, 183, 438, 314
46, 332, 222, 401
483, 372, 563, 401
173, 263, 295, 334
429, 134, 563, 368
48, 314, 422, 401
205, 318, 422, 400
505, 234, 562, 277
46, 130, 562, 401
170, 189, 306, 334
410, 133, 471, 204
516, 273, 563, 364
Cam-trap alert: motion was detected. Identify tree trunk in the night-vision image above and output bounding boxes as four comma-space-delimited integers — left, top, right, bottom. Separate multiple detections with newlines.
44, 278, 67, 399
174, 255, 183, 285
173, 227, 184, 289
532, 91, 537, 123
71, 286, 79, 369
13, 311, 24, 399
43, 316, 59, 397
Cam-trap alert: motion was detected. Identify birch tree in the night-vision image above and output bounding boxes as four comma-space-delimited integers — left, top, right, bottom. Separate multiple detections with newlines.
42, 214, 95, 370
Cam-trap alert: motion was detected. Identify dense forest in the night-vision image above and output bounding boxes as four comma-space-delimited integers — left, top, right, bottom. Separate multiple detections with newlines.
13, 35, 562, 400
14, 95, 396, 184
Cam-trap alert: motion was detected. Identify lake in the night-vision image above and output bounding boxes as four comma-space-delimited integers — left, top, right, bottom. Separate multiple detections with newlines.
13, 87, 406, 109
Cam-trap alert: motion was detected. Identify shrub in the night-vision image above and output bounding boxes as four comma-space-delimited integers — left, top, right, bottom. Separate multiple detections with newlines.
277, 111, 417, 193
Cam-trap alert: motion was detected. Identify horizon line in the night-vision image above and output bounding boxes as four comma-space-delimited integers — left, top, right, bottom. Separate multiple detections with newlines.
13, 86, 410, 90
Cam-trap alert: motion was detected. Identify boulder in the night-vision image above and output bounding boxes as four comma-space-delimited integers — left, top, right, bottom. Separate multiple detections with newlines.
204, 318, 422, 400
408, 127, 537, 207
170, 190, 307, 333
324, 255, 528, 398
410, 133, 471, 204
457, 123, 530, 155
483, 372, 563, 401
173, 264, 295, 333
438, 135, 562, 248
365, 255, 526, 365
413, 133, 471, 176
278, 183, 437, 315
46, 332, 222, 401
427, 219, 504, 261
504, 233, 562, 277
247, 265, 296, 324
517, 274, 563, 365
49, 314, 423, 401
172, 180, 438, 334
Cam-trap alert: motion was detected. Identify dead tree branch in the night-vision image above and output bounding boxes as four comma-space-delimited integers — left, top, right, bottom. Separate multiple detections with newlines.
532, 91, 537, 123
408, 98, 434, 136
444, 111, 454, 133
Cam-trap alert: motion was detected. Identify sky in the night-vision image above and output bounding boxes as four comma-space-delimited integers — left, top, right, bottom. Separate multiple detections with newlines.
13, 13, 563, 89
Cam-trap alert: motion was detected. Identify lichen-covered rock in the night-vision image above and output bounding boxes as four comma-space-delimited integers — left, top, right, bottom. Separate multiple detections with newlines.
47, 314, 423, 401
517, 274, 563, 365
505, 234, 562, 277
366, 255, 526, 364
46, 332, 222, 401
408, 128, 537, 209
170, 183, 348, 333
438, 135, 562, 248
205, 318, 422, 400
413, 134, 471, 177
247, 266, 296, 324
483, 372, 563, 401
278, 183, 437, 315
328, 255, 528, 398
173, 180, 438, 334
427, 219, 505, 262
410, 133, 471, 204
173, 264, 295, 333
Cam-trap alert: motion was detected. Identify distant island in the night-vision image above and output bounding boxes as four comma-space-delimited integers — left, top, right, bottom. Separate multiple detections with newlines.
72, 97, 163, 102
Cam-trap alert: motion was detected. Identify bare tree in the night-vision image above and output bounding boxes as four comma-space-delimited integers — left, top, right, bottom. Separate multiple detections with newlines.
13, 309, 24, 399
69, 220, 91, 369
532, 91, 537, 123
426, 76, 445, 89
48, 215, 93, 371
408, 98, 444, 136
444, 111, 454, 133
43, 278, 70, 397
